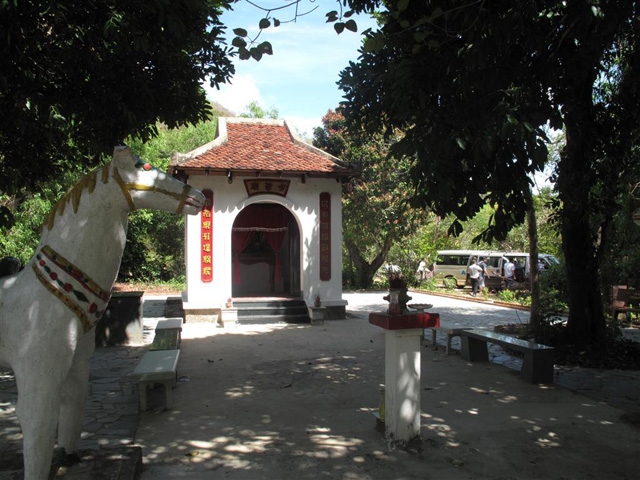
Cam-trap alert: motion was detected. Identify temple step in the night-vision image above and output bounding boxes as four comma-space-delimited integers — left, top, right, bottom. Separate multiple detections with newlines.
234, 298, 310, 324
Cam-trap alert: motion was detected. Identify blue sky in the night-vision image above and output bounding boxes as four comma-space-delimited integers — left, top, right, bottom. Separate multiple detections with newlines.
204, 1, 378, 138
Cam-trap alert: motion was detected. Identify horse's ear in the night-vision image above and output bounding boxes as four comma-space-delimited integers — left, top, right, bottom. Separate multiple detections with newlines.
112, 146, 133, 167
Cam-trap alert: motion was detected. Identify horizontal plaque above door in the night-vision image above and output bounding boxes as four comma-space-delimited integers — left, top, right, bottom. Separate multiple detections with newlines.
244, 179, 290, 197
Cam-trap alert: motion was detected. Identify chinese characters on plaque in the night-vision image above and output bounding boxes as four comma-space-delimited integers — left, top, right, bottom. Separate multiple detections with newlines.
244, 179, 290, 197
319, 192, 331, 281
201, 189, 213, 282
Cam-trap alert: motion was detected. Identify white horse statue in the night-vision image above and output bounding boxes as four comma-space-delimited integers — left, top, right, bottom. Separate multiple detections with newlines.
0, 146, 204, 479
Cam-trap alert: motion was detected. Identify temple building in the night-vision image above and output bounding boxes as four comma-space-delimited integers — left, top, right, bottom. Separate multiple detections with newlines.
168, 117, 355, 324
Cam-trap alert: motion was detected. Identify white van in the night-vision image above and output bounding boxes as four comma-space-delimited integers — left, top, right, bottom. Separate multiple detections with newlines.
467, 251, 560, 289
434, 250, 560, 289
434, 250, 487, 287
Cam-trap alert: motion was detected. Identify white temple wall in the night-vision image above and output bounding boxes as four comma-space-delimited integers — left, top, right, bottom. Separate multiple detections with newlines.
182, 174, 345, 312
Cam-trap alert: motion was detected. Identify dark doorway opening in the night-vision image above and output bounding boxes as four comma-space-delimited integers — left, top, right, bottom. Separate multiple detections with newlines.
231, 203, 300, 298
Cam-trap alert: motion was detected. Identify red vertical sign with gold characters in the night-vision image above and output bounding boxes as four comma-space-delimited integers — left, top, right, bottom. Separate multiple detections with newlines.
319, 192, 331, 281
201, 189, 213, 283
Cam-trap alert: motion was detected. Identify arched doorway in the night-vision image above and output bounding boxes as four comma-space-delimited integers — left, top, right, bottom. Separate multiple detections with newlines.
231, 203, 300, 297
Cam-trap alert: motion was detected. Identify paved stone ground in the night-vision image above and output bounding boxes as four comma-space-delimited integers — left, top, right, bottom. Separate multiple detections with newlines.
347, 291, 640, 414
0, 296, 170, 475
1, 291, 639, 477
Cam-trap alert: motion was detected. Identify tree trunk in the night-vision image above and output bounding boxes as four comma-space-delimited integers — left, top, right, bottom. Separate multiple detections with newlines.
558, 115, 607, 347
344, 236, 393, 289
524, 186, 542, 331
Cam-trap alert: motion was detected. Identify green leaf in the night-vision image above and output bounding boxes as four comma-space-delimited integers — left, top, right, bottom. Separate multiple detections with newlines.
534, 145, 548, 165
0, 206, 14, 230
334, 22, 345, 34
398, 0, 411, 12
456, 137, 467, 150
259, 41, 273, 56
233, 28, 248, 37
413, 32, 427, 43
238, 47, 251, 60
363, 34, 384, 53
448, 219, 464, 237
250, 48, 263, 62
326, 11, 338, 23
232, 37, 247, 49
259, 18, 271, 29
345, 19, 357, 32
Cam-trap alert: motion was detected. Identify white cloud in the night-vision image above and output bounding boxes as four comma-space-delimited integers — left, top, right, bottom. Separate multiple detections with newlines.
202, 6, 377, 128
284, 115, 322, 140
205, 74, 264, 115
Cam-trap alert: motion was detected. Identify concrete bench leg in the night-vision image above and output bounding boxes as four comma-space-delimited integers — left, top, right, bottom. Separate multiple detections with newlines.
139, 380, 174, 411
423, 328, 437, 345
446, 334, 461, 355
139, 382, 149, 412
522, 350, 555, 384
162, 380, 174, 409
461, 336, 489, 362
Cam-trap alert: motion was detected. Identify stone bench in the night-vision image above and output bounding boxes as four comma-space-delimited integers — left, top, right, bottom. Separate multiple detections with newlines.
129, 350, 180, 411
150, 318, 183, 351
423, 321, 472, 354
611, 286, 640, 325
460, 329, 555, 384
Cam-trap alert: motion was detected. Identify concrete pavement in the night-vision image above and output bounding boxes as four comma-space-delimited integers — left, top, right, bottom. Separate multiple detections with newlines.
1, 291, 640, 479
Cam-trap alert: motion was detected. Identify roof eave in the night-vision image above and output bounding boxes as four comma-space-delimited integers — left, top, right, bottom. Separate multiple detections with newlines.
170, 166, 356, 178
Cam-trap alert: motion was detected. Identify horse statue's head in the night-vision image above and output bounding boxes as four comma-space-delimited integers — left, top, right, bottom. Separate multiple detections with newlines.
112, 145, 204, 215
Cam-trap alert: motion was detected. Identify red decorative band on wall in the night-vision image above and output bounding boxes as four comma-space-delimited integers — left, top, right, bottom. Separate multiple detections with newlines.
201, 189, 213, 282
319, 192, 331, 281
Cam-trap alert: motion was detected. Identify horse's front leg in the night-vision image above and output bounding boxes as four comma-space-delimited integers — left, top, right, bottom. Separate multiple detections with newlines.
15, 366, 64, 480
57, 333, 95, 456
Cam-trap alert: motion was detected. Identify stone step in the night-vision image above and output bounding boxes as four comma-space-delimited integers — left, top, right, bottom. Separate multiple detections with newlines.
234, 298, 310, 324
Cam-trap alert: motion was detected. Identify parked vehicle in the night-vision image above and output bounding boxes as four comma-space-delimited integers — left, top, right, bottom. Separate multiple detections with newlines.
433, 250, 486, 287
434, 250, 559, 289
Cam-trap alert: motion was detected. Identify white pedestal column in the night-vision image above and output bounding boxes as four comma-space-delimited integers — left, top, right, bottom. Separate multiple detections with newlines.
384, 328, 423, 444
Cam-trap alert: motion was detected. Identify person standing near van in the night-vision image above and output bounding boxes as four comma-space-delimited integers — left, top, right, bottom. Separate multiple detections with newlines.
514, 260, 525, 283
478, 257, 491, 293
417, 257, 428, 281
468, 258, 483, 296
503, 258, 515, 289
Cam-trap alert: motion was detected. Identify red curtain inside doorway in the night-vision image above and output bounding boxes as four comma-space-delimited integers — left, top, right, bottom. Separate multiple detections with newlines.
232, 206, 288, 284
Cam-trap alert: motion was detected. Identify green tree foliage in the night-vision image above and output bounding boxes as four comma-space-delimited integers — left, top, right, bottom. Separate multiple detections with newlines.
340, 0, 640, 347
313, 110, 425, 288
406, 187, 562, 266
239, 101, 279, 119
0, 0, 234, 227
0, 118, 219, 281
0, 171, 80, 266
119, 118, 219, 282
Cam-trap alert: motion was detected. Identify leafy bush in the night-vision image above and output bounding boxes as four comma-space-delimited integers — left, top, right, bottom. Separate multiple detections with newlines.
118, 210, 185, 282
498, 289, 517, 303
419, 277, 440, 291
443, 277, 457, 290
1, 170, 85, 265
516, 292, 531, 306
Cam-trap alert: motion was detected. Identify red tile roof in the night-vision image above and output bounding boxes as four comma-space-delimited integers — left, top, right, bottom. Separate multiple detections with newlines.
169, 118, 354, 179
